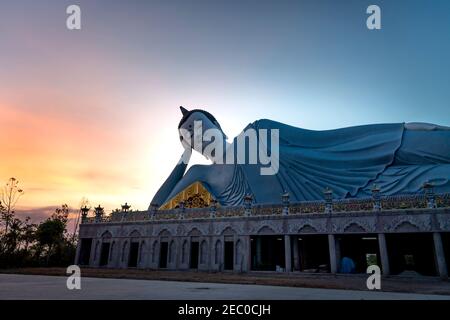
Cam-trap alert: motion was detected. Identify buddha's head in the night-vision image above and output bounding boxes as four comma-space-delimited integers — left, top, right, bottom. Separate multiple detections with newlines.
178, 106, 227, 159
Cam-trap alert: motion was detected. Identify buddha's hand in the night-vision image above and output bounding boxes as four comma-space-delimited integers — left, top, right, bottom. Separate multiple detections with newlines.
178, 148, 192, 165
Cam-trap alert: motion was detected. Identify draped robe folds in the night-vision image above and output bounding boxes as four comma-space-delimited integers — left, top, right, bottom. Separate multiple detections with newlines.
152, 119, 450, 207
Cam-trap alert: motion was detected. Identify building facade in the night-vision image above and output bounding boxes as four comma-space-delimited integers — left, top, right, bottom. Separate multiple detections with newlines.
76, 193, 450, 278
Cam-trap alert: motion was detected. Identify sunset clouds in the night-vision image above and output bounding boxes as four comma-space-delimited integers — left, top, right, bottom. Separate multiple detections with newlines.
1, 0, 450, 224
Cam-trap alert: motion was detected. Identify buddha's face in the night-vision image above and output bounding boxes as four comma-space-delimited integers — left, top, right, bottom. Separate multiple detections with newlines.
178, 108, 226, 159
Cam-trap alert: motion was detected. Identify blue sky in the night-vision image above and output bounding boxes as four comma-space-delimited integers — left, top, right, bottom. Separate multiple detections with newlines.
1, 0, 449, 215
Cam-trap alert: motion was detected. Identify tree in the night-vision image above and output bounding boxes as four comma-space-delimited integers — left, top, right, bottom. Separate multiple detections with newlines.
1, 177, 24, 233
0, 178, 25, 258
36, 204, 70, 265
0, 176, 78, 267
3, 217, 23, 254
19, 217, 37, 252
0, 189, 36, 267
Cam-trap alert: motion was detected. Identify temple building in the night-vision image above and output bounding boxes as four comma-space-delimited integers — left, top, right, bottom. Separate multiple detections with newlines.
76, 108, 450, 278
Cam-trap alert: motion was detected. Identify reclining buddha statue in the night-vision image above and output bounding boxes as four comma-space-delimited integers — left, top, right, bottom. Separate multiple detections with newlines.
150, 106, 450, 209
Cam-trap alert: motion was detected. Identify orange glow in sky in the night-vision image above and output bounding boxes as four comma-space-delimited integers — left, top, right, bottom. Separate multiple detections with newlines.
3, 1, 450, 226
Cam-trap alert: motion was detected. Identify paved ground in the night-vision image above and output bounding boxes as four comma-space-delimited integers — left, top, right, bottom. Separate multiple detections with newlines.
4, 267, 450, 295
1, 274, 449, 300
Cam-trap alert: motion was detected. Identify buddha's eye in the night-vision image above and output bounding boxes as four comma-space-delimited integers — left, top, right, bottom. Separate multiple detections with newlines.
188, 124, 192, 129
180, 136, 183, 141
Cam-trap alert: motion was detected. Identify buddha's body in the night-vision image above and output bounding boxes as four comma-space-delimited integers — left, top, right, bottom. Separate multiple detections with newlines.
151, 108, 450, 207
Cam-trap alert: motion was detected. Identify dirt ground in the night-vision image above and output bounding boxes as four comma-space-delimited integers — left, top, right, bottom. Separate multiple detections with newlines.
1, 267, 449, 296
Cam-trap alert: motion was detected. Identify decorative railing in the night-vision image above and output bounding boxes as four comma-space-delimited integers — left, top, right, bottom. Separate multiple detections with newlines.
81, 192, 450, 224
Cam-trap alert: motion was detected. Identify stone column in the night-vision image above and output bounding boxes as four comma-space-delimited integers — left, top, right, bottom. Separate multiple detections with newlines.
328, 234, 338, 273
175, 238, 181, 271
90, 239, 100, 267
247, 236, 252, 272
242, 236, 250, 272
122, 239, 130, 269
208, 236, 213, 272
292, 237, 300, 271
378, 233, 390, 275
74, 240, 82, 265
433, 232, 448, 278
284, 235, 292, 272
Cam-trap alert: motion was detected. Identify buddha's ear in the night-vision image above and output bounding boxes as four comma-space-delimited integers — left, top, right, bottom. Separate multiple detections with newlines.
180, 106, 189, 116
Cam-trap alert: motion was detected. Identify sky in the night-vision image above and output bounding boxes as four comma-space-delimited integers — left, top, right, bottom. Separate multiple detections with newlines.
1, 0, 450, 227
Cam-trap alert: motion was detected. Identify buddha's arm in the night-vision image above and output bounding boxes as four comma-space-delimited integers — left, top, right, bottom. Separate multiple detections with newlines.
150, 149, 191, 207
